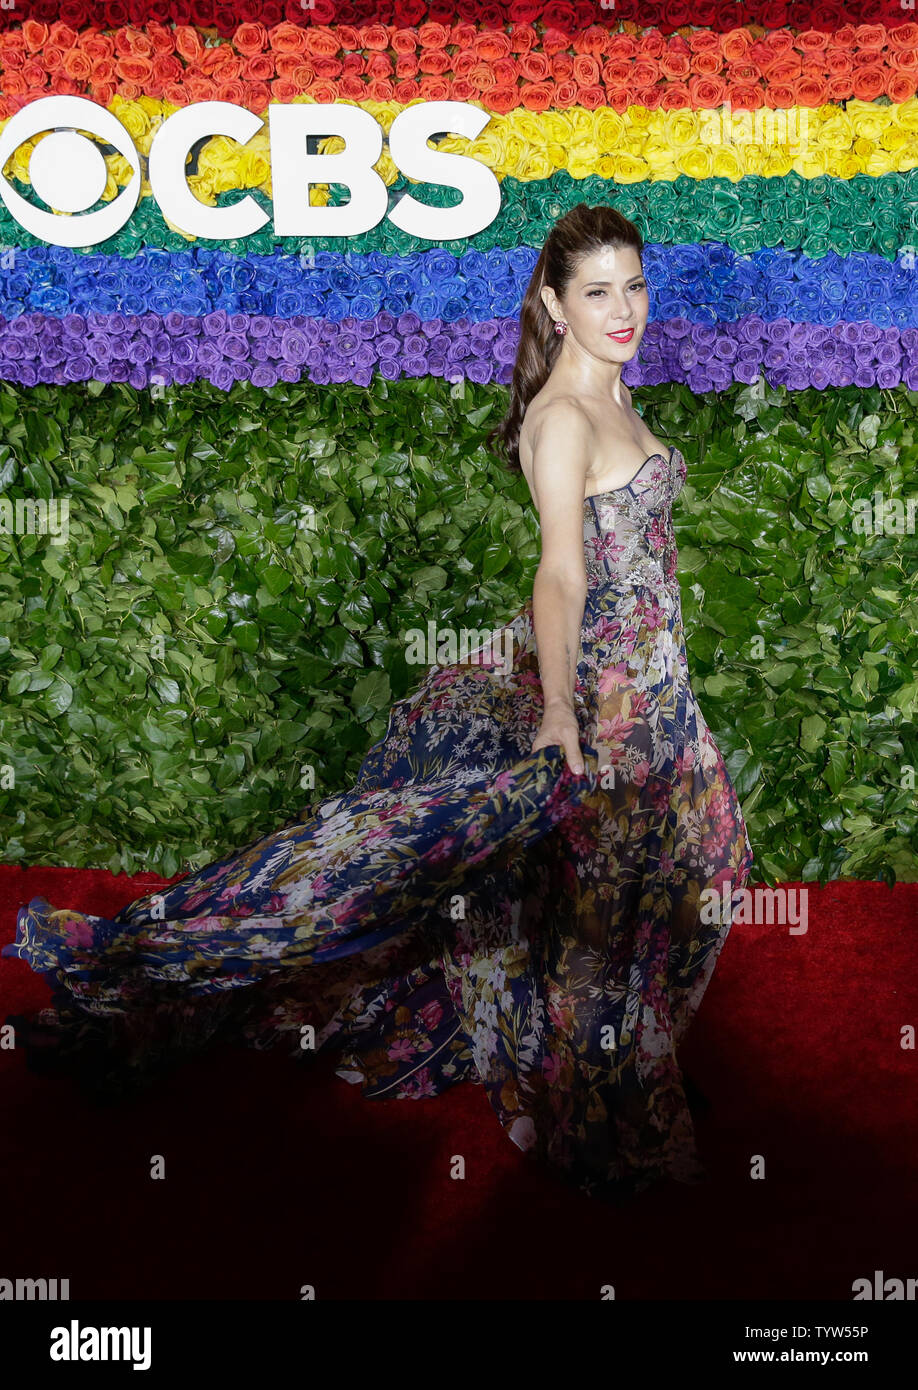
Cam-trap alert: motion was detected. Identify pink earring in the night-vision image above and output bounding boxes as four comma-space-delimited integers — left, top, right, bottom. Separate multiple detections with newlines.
554, 320, 568, 336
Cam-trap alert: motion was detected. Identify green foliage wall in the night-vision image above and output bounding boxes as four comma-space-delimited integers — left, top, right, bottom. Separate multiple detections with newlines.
0, 375, 915, 885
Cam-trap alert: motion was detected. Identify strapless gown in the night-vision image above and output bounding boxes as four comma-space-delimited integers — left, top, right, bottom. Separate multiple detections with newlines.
3, 442, 755, 1204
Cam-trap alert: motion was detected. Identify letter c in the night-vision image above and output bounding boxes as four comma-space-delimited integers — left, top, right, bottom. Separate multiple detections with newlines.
148, 100, 270, 239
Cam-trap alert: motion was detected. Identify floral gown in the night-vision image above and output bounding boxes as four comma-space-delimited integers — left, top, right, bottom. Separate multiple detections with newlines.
4, 442, 755, 1205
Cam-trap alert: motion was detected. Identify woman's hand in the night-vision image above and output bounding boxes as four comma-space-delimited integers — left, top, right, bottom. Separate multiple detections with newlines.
531, 699, 585, 776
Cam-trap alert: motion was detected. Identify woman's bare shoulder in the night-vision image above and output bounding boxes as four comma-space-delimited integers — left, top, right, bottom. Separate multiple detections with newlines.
520, 392, 596, 461
519, 395, 596, 507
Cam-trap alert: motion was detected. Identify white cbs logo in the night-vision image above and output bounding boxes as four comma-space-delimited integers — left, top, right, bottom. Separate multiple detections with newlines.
0, 95, 501, 249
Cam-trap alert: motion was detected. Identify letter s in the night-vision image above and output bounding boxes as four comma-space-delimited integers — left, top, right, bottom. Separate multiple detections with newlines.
387, 101, 500, 241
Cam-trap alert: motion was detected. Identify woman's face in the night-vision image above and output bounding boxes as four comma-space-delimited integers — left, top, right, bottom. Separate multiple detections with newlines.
544, 244, 649, 364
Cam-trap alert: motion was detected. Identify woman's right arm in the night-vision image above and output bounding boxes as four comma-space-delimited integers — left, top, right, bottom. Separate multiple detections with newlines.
527, 403, 591, 776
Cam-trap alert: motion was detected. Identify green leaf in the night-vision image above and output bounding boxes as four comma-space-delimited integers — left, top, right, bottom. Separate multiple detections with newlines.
823, 746, 848, 796
351, 668, 391, 713
761, 662, 797, 687
260, 563, 292, 596
800, 714, 827, 752
857, 415, 880, 449
805, 473, 831, 502
411, 565, 449, 594
482, 543, 511, 581
42, 678, 73, 715
154, 676, 181, 704
338, 592, 374, 632
232, 621, 259, 654
889, 680, 918, 718
39, 642, 63, 669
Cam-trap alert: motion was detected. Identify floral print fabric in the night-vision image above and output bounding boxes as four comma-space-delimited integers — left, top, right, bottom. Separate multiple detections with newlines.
4, 442, 754, 1204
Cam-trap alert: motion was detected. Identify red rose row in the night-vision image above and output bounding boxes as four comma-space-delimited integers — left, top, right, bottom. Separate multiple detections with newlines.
1, 1, 916, 43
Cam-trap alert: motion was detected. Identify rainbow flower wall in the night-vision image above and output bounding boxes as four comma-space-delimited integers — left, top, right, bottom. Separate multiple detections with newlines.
4, 2, 918, 389
0, 0, 916, 886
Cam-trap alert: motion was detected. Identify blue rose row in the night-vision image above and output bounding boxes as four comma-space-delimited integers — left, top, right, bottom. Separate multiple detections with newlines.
1, 242, 917, 331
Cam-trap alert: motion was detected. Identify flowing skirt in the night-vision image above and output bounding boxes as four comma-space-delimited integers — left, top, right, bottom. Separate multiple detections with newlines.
3, 578, 754, 1203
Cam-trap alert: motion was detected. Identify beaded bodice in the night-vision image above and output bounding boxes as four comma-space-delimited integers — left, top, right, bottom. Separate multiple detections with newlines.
582, 445, 686, 592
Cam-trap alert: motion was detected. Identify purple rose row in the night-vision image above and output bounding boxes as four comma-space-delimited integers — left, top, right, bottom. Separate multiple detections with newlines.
0, 310, 916, 393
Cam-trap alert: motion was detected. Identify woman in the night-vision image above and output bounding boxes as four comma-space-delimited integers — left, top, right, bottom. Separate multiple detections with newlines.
3, 204, 754, 1205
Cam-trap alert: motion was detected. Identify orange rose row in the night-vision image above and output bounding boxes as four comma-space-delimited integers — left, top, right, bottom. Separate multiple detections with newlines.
2, 17, 918, 117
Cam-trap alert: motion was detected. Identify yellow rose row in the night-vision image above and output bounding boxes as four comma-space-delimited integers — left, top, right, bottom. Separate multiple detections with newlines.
6, 94, 918, 208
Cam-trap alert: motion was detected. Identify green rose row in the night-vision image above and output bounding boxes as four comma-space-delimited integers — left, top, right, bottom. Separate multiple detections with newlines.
3, 167, 918, 261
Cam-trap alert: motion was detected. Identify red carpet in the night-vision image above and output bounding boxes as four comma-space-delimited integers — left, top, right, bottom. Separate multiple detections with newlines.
1, 864, 915, 1301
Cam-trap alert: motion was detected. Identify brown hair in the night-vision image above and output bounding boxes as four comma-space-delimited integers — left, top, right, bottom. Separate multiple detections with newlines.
486, 203, 644, 473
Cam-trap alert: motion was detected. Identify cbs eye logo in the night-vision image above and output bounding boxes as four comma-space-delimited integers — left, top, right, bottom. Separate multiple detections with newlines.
0, 96, 142, 248
0, 94, 501, 249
